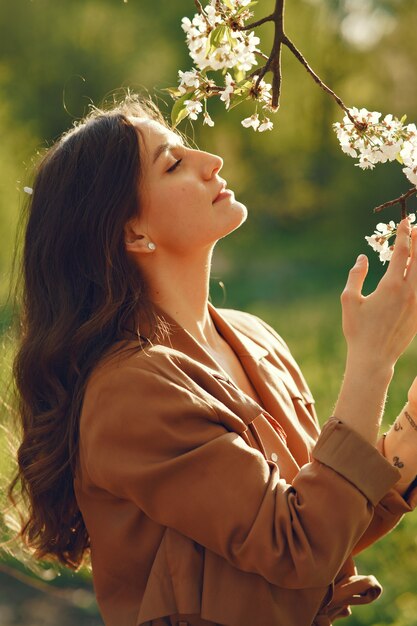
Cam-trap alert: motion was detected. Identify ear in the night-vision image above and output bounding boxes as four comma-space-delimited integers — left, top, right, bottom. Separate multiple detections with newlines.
124, 223, 156, 254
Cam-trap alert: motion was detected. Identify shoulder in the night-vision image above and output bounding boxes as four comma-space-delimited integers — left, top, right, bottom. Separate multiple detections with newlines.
87, 339, 189, 382
80, 346, 220, 445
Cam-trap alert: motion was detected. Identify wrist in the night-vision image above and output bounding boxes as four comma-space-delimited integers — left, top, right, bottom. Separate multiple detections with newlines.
334, 362, 392, 445
345, 353, 394, 386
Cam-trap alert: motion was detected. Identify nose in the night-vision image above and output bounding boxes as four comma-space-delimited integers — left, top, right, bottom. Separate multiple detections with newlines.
201, 151, 223, 180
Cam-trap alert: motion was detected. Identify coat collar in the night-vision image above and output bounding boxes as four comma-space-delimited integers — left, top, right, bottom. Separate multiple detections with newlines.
207, 303, 269, 362
146, 301, 268, 370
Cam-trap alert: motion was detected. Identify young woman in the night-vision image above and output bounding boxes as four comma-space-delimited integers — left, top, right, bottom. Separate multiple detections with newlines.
8, 95, 417, 626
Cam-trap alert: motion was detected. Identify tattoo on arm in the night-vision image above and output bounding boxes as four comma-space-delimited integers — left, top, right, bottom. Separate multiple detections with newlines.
394, 421, 403, 431
393, 456, 405, 469
404, 410, 417, 432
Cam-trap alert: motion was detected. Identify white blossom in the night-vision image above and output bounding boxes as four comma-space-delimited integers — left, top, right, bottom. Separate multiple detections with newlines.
334, 107, 417, 189
258, 117, 274, 132
364, 234, 393, 264
380, 140, 403, 161
185, 99, 203, 120
400, 138, 417, 187
375, 220, 395, 235
256, 79, 273, 106
379, 242, 394, 264
178, 69, 201, 95
203, 111, 215, 127
179, 2, 260, 74
403, 167, 417, 185
241, 113, 260, 130
356, 148, 377, 170
220, 73, 235, 109
181, 17, 192, 32
205, 5, 222, 27
364, 215, 416, 264
364, 234, 386, 253
172, 1, 278, 128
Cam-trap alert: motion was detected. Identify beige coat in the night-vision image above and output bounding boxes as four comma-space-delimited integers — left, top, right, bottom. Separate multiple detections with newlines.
74, 304, 416, 626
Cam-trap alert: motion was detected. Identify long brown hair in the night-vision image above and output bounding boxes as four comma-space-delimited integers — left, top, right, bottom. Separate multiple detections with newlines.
7, 94, 165, 569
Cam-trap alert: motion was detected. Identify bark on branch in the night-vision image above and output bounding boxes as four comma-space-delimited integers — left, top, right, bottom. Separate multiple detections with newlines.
374, 187, 417, 217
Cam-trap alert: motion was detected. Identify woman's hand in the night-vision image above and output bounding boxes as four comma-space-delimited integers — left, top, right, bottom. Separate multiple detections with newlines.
331, 219, 417, 445
341, 218, 417, 375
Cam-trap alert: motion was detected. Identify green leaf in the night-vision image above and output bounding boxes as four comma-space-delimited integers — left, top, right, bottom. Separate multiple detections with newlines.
227, 79, 253, 110
228, 91, 251, 110
235, 79, 253, 93
163, 86, 184, 99
206, 25, 224, 55
210, 25, 226, 47
401, 114, 408, 124
171, 93, 190, 127
222, 0, 234, 9
396, 154, 404, 165
225, 27, 235, 47
206, 25, 228, 56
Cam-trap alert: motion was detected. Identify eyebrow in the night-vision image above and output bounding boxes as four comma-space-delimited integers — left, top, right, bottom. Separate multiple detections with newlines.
152, 139, 184, 164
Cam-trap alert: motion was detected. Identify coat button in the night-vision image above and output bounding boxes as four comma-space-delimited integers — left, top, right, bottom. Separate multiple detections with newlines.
271, 453, 278, 462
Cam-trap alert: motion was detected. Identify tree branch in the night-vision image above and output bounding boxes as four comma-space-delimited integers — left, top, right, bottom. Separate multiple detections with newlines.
282, 37, 359, 126
240, 14, 274, 30
193, 0, 205, 13
236, 0, 360, 126
248, 0, 285, 109
374, 187, 417, 215
255, 50, 269, 61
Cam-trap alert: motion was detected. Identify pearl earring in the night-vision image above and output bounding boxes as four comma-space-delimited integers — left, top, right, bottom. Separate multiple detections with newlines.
147, 242, 156, 251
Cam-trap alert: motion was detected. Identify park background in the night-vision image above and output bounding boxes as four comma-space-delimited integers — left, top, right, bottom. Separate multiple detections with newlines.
0, 0, 416, 624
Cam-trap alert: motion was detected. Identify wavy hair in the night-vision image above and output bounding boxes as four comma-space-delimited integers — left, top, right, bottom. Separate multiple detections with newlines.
7, 94, 166, 569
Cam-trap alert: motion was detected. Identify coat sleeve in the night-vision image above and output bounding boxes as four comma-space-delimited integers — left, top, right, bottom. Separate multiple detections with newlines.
80, 364, 401, 590
352, 434, 417, 554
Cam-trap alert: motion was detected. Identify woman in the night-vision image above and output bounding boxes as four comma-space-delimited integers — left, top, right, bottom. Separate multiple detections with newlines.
8, 94, 417, 626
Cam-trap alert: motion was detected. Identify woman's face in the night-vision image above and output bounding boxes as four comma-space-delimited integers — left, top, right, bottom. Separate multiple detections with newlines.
130, 118, 247, 255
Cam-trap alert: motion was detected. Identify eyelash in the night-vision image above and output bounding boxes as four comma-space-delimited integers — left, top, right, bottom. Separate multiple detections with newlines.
167, 159, 182, 173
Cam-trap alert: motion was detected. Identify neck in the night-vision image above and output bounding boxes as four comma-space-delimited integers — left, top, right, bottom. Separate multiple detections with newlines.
140, 246, 222, 348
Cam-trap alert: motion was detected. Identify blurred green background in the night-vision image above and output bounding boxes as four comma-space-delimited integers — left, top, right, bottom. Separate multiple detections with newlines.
1, 0, 417, 624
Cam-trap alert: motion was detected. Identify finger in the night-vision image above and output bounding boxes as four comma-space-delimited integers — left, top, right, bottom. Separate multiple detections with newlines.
341, 254, 368, 303
385, 218, 411, 280
405, 225, 417, 283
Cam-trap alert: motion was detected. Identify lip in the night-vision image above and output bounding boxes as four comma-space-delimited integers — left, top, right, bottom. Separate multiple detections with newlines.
213, 189, 234, 204
213, 182, 233, 204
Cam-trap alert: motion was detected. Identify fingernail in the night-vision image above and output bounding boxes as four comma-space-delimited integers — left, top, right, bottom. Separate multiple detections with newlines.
356, 254, 366, 264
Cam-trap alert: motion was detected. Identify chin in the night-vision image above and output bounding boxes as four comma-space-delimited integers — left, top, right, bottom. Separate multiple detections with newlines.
221, 201, 248, 238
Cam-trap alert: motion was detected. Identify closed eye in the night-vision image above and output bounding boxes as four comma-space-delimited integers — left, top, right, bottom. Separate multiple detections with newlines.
167, 159, 182, 173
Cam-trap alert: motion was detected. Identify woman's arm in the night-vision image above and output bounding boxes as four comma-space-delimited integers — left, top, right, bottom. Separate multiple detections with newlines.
332, 219, 417, 446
